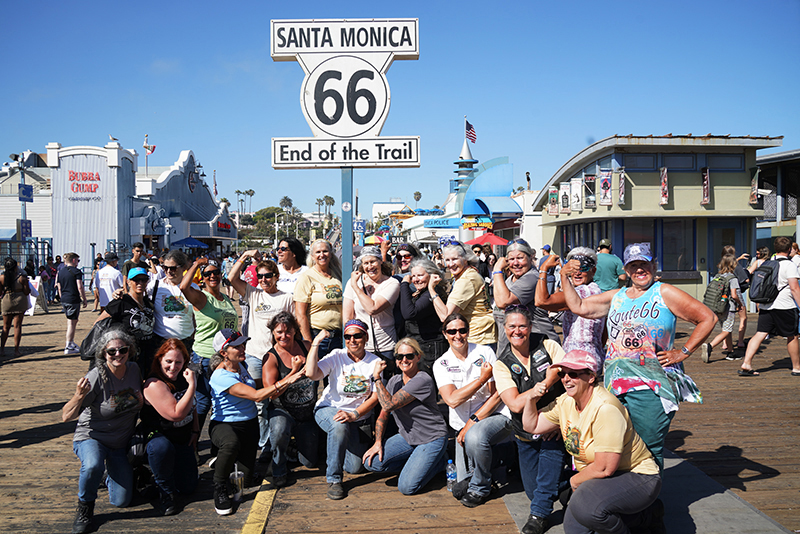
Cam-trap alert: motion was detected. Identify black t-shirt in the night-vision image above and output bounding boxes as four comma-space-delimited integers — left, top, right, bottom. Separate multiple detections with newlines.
122, 259, 149, 280
140, 374, 194, 445
57, 266, 83, 304
105, 294, 158, 362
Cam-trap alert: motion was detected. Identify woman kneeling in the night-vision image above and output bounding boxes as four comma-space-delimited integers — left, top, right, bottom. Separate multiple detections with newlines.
362, 338, 449, 495
522, 349, 663, 534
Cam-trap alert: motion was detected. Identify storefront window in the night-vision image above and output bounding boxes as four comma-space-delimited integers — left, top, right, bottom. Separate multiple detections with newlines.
662, 220, 695, 271
623, 219, 654, 249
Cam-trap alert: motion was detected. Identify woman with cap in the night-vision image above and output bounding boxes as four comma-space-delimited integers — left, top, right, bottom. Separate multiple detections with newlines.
399, 258, 449, 380
96, 266, 157, 373
534, 247, 605, 366
560, 242, 716, 470
362, 337, 449, 495
491, 238, 558, 355
180, 256, 238, 449
343, 246, 400, 368
207, 328, 305, 515
522, 348, 664, 534
430, 241, 497, 348
390, 242, 421, 340
0, 257, 30, 357
304, 319, 380, 500
294, 239, 344, 358
276, 237, 308, 296
492, 305, 566, 534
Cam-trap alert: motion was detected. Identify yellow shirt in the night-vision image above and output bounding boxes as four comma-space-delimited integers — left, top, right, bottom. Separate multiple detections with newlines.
449, 267, 496, 345
294, 267, 343, 332
541, 385, 659, 476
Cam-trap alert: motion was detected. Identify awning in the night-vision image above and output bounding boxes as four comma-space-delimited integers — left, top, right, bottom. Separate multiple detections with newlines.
0, 229, 17, 241
474, 196, 522, 216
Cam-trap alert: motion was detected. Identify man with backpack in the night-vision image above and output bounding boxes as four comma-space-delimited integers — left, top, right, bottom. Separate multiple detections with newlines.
739, 236, 800, 377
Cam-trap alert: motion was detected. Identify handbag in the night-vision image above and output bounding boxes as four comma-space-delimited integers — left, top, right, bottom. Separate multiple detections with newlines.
79, 317, 114, 361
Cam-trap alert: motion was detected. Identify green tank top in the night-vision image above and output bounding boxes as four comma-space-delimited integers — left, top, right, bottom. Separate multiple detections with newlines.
194, 290, 238, 359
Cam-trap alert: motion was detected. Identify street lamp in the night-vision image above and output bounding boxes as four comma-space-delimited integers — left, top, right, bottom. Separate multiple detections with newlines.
274, 211, 288, 249
9, 153, 26, 221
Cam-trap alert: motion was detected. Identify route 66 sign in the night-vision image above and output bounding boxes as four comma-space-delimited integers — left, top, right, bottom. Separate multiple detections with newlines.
271, 19, 420, 169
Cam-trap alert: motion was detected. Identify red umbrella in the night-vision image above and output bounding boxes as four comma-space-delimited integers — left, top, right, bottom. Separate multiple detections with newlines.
465, 232, 509, 246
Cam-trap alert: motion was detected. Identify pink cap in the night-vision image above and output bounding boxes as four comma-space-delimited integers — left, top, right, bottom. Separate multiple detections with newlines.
554, 349, 600, 374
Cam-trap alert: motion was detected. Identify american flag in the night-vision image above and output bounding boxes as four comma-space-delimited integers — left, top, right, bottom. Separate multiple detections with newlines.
465, 120, 477, 143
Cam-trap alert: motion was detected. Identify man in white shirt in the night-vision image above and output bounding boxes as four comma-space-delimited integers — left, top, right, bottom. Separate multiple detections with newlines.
740, 236, 800, 376
94, 252, 123, 312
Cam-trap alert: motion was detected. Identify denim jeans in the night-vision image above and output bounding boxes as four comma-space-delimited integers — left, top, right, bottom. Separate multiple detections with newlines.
363, 434, 448, 495
516, 437, 566, 518
268, 406, 319, 477
564, 471, 662, 534
456, 414, 514, 497
73, 439, 134, 506
314, 406, 369, 484
146, 435, 198, 496
311, 328, 343, 359
191, 352, 212, 418
618, 390, 675, 471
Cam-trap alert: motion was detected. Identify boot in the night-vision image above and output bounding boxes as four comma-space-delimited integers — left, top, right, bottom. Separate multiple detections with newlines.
72, 500, 94, 534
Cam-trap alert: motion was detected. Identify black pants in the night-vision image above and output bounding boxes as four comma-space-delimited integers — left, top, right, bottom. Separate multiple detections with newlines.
209, 418, 259, 485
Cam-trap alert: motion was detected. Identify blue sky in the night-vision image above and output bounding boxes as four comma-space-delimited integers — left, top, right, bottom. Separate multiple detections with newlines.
3, 0, 798, 217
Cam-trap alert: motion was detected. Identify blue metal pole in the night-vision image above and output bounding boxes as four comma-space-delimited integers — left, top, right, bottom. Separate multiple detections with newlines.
341, 168, 354, 282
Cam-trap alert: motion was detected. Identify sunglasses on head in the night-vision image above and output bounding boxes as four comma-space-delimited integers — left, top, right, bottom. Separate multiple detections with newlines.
105, 346, 130, 356
445, 327, 469, 336
343, 332, 366, 341
202, 269, 221, 277
223, 331, 243, 350
163, 265, 180, 273
257, 272, 276, 279
394, 351, 416, 361
558, 369, 589, 379
571, 255, 596, 272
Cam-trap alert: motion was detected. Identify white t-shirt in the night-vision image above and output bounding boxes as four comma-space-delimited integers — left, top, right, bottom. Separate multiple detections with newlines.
147, 279, 195, 339
762, 256, 799, 311
94, 265, 123, 308
243, 284, 294, 358
277, 264, 309, 295
343, 276, 400, 353
433, 343, 510, 431
315, 348, 378, 420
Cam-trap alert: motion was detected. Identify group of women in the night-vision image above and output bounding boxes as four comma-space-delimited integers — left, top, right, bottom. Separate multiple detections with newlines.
62, 235, 718, 534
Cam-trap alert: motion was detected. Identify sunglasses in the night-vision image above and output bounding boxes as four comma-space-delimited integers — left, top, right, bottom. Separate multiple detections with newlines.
276, 246, 290, 252
445, 327, 469, 336
343, 332, 366, 341
397, 253, 412, 260
558, 369, 589, 379
202, 269, 221, 277
164, 265, 180, 273
257, 272, 276, 279
571, 255, 596, 272
394, 352, 417, 361
131, 277, 149, 284
105, 346, 130, 356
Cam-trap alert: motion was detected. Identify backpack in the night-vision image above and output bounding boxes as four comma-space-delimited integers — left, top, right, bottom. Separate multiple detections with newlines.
703, 273, 733, 314
748, 257, 788, 304
734, 264, 750, 293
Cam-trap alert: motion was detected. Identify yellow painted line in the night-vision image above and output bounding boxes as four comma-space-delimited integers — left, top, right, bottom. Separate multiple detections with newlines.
242, 478, 277, 534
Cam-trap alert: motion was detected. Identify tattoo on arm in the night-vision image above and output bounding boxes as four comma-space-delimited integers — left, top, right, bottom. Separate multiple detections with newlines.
375, 381, 415, 412
374, 409, 388, 441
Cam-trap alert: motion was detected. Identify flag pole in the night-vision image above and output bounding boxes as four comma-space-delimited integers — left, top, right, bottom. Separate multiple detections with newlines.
464, 115, 467, 142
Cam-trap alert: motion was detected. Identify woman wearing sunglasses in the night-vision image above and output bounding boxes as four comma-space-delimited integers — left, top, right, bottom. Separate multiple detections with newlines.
305, 319, 380, 500
295, 239, 344, 358
362, 337, 449, 495
433, 313, 512, 508
180, 257, 238, 447
522, 349, 664, 534
97, 267, 158, 373
62, 327, 143, 534
147, 250, 195, 355
534, 247, 605, 367
493, 306, 566, 534
208, 328, 305, 515
276, 237, 308, 296
430, 241, 496, 348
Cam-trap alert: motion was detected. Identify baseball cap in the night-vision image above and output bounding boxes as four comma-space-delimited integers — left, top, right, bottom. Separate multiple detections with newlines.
104, 252, 119, 262
213, 328, 250, 352
598, 239, 612, 249
553, 349, 600, 374
542, 245, 551, 252
623, 243, 653, 266
127, 267, 148, 279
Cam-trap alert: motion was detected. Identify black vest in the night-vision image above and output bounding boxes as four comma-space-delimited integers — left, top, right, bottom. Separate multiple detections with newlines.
497, 333, 565, 441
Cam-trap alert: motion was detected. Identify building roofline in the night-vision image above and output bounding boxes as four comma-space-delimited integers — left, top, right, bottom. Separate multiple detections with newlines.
756, 148, 800, 165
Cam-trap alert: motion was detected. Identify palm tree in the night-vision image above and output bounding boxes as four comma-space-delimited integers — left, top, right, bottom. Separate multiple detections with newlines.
234, 189, 244, 220
219, 197, 230, 208
245, 189, 255, 214
413, 191, 421, 208
316, 198, 324, 227
323, 195, 335, 219
280, 196, 293, 211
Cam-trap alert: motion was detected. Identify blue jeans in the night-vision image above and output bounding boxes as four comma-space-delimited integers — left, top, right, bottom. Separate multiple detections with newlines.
146, 435, 198, 496
456, 414, 514, 497
363, 434, 448, 495
311, 328, 343, 359
314, 406, 369, 484
516, 437, 566, 518
191, 352, 211, 418
73, 439, 134, 506
268, 406, 319, 477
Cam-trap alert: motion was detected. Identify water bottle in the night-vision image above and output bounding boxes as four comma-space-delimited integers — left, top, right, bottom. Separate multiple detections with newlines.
446, 459, 457, 491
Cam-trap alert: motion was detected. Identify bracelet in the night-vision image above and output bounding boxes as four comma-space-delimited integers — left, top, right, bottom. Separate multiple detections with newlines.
492, 270, 503, 276
311, 344, 320, 347
353, 409, 360, 418
431, 293, 439, 300
276, 381, 283, 389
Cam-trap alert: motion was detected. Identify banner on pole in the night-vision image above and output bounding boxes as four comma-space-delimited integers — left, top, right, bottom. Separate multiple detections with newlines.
560, 183, 571, 214
617, 169, 626, 206
584, 176, 596, 209
749, 167, 760, 205
571, 178, 583, 212
547, 187, 559, 215
660, 167, 669, 206
598, 169, 612, 206
701, 167, 710, 205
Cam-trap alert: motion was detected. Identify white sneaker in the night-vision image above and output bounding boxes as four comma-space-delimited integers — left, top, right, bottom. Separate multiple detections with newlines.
65, 344, 80, 355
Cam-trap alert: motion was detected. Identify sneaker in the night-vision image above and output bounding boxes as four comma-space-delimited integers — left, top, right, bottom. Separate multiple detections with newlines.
272, 474, 288, 488
157, 491, 177, 516
65, 345, 81, 355
72, 500, 94, 534
208, 456, 217, 468
725, 353, 743, 361
521, 514, 548, 534
700, 343, 710, 363
327, 482, 345, 500
213, 482, 233, 515
460, 491, 487, 508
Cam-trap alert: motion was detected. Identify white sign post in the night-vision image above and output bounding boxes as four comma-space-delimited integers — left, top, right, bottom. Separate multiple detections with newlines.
271, 18, 420, 279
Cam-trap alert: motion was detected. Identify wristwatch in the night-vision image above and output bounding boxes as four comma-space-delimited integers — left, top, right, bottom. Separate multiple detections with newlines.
681, 346, 691, 356
469, 414, 480, 423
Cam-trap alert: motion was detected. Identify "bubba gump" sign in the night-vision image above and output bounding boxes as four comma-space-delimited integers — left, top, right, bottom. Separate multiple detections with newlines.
68, 170, 101, 193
